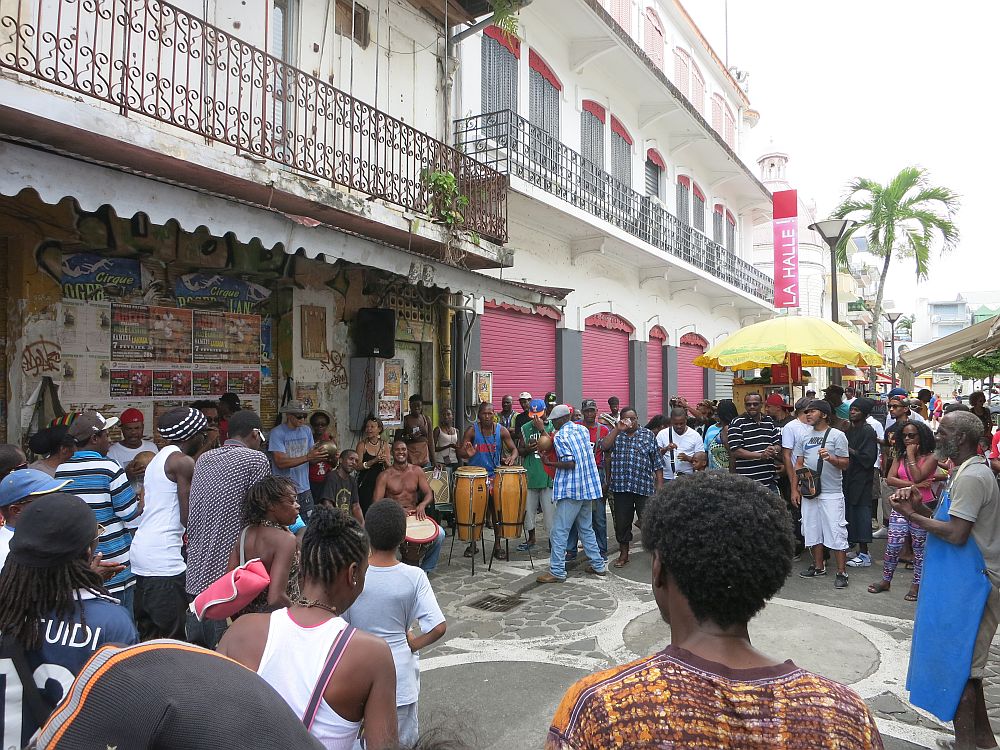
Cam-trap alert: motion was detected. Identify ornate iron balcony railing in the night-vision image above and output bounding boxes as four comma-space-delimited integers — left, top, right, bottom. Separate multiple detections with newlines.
0, 0, 507, 243
455, 109, 772, 301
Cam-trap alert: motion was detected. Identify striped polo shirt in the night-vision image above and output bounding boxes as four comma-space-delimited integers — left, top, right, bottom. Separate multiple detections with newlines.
727, 414, 781, 487
55, 451, 140, 592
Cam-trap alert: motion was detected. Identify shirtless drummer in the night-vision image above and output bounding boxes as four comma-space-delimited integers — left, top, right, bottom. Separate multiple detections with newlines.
373, 439, 445, 573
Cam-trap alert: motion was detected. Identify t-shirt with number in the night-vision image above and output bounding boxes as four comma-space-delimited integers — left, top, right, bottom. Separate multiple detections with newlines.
1, 590, 138, 748
793, 427, 849, 496
656, 427, 703, 480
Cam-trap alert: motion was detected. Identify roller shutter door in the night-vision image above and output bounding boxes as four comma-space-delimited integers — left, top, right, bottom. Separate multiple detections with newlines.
582, 326, 630, 408
677, 339, 706, 402
480, 306, 556, 411
647, 334, 665, 419
712, 371, 734, 400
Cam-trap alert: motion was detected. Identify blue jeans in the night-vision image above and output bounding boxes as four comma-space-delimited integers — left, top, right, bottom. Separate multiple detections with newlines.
565, 499, 608, 558
549, 499, 606, 579
419, 526, 446, 574
110, 584, 135, 622
185, 609, 229, 650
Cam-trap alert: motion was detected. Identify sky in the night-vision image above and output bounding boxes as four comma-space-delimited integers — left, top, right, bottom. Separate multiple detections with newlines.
685, 1, 998, 315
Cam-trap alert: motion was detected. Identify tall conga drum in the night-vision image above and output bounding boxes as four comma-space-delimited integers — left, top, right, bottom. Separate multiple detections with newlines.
453, 466, 489, 541
492, 466, 528, 540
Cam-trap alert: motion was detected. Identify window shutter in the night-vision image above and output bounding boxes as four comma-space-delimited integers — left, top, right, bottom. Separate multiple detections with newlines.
643, 9, 664, 68
713, 209, 724, 243
711, 95, 723, 132
673, 48, 690, 98
610, 130, 631, 187
481, 35, 517, 114
581, 109, 604, 167
726, 212, 737, 251
676, 180, 690, 225
645, 159, 661, 198
691, 64, 705, 113
529, 69, 559, 137
612, 0, 630, 32
692, 186, 705, 232
724, 105, 736, 147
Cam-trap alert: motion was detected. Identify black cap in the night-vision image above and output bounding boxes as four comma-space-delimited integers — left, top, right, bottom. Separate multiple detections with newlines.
806, 399, 832, 416
545, 392, 558, 405
9, 493, 95, 568
581, 399, 597, 410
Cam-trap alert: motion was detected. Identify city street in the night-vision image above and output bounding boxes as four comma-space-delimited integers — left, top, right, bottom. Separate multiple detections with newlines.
418, 526, 993, 749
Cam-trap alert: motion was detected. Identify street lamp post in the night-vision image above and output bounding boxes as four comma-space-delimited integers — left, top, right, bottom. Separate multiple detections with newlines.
884, 311, 903, 388
808, 219, 857, 386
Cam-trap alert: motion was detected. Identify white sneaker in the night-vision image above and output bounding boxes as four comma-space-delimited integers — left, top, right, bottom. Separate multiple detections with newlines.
872, 527, 888, 539
846, 553, 872, 568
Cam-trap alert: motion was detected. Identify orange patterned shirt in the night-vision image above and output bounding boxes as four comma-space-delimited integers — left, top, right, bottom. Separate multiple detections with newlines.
546, 645, 883, 749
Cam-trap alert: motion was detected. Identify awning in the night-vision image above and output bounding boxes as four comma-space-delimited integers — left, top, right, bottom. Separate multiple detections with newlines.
0, 141, 568, 309
898, 314, 1000, 389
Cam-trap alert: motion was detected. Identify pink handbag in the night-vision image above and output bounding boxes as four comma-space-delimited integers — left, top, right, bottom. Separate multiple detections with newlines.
191, 527, 271, 621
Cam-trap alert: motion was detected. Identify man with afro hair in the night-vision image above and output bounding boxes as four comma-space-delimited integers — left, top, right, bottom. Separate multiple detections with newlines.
545, 472, 882, 749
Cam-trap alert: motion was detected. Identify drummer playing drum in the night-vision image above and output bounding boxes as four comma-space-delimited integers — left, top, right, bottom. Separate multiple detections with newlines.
373, 440, 445, 573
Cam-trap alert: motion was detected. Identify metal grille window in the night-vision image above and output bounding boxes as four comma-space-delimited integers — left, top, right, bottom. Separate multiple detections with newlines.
581, 108, 604, 167
727, 213, 737, 251
713, 208, 724, 244
482, 34, 517, 115
644, 158, 661, 198
610, 130, 631, 187
676, 180, 690, 225
692, 186, 706, 232
528, 69, 559, 137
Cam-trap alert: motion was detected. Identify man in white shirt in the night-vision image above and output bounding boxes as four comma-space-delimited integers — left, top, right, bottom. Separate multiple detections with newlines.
107, 408, 158, 468
656, 407, 705, 481
884, 396, 925, 431
0, 466, 70, 568
781, 398, 814, 558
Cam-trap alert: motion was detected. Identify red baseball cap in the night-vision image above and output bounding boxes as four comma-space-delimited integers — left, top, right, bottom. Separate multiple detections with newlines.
120, 408, 144, 425
765, 394, 788, 408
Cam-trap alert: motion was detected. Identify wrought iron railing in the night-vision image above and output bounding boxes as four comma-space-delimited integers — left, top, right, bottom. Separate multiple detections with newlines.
455, 109, 773, 301
0, 0, 507, 243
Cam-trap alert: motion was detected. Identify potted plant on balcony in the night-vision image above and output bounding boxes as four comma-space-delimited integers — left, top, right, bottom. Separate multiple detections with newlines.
422, 168, 475, 265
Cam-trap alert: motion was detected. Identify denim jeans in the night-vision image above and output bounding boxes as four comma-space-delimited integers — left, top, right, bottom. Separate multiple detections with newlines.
110, 584, 135, 622
549, 499, 606, 579
134, 573, 189, 641
565, 499, 608, 558
185, 609, 229, 650
419, 526, 446, 574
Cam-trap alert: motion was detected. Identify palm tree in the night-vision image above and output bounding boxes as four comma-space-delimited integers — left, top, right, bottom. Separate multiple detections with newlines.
832, 166, 959, 383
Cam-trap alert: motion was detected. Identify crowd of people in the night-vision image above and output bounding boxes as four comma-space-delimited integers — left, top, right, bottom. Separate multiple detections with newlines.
0, 380, 998, 748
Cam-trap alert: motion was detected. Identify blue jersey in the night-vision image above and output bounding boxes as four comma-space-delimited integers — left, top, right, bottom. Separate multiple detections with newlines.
467, 422, 501, 476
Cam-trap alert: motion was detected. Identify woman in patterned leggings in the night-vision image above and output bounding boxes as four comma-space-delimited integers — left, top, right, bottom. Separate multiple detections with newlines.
868, 421, 938, 601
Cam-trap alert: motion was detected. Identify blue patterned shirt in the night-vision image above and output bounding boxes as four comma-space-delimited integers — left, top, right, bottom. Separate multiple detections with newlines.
608, 428, 661, 496
553, 422, 604, 501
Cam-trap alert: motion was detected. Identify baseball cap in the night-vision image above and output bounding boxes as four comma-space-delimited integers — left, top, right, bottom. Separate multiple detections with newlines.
887, 387, 908, 398
793, 397, 812, 413
806, 399, 832, 415
120, 408, 144, 425
0, 468, 70, 508
824, 384, 844, 396
67, 411, 119, 442
545, 392, 558, 405
581, 399, 597, 411
528, 398, 546, 418
518, 391, 532, 400
8, 493, 96, 568
765, 394, 788, 408
549, 404, 572, 420
280, 400, 310, 414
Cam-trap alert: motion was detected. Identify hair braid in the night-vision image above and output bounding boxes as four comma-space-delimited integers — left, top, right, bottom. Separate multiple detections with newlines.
242, 476, 297, 525
0, 559, 106, 650
300, 506, 369, 585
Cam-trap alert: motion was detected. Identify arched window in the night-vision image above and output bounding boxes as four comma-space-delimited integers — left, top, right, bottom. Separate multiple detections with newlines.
692, 182, 706, 233
713, 203, 724, 244
645, 148, 665, 199
690, 63, 705, 114
676, 175, 690, 226
610, 115, 632, 187
673, 47, 691, 98
713, 94, 736, 147
481, 26, 519, 115
726, 210, 737, 251
643, 8, 664, 68
581, 100, 606, 168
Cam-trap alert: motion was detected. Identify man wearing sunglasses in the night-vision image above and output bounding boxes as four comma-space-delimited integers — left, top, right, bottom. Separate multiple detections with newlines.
268, 400, 329, 521
0, 467, 70, 568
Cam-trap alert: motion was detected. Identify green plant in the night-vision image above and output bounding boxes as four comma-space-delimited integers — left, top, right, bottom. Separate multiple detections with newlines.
423, 169, 469, 229
490, 0, 519, 40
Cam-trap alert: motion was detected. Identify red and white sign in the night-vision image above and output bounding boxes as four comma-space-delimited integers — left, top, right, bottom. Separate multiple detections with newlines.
772, 190, 799, 308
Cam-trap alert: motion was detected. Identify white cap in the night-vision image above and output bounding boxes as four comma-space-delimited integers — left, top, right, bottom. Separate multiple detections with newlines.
549, 404, 572, 420
519, 391, 532, 400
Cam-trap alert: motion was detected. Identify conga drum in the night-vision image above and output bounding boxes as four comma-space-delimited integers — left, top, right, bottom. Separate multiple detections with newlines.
492, 466, 528, 540
399, 516, 441, 566
453, 466, 488, 541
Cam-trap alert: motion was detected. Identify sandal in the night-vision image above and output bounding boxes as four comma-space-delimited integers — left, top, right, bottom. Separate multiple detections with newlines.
867, 581, 891, 594
613, 557, 629, 568
904, 561, 915, 570
904, 588, 919, 602
492, 546, 507, 561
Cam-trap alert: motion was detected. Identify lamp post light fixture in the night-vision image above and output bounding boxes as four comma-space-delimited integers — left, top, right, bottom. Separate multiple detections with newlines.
808, 219, 857, 387
884, 311, 903, 388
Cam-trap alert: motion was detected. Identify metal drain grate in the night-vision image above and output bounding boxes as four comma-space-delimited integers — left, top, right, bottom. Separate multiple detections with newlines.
467, 593, 524, 613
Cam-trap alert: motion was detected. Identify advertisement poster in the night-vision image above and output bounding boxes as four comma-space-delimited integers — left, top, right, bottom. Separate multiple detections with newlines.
772, 189, 800, 308
261, 316, 273, 362
383, 361, 402, 398
62, 253, 143, 301
378, 398, 401, 425
110, 368, 153, 398
149, 307, 193, 362
227, 370, 261, 395
192, 369, 228, 396
111, 304, 154, 361
174, 273, 271, 313
61, 354, 111, 401
193, 311, 260, 365
152, 369, 193, 397
295, 383, 320, 410
61, 300, 111, 356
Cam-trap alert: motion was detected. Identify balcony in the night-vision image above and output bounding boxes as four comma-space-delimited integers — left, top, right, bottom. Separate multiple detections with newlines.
0, 0, 507, 244
454, 109, 773, 303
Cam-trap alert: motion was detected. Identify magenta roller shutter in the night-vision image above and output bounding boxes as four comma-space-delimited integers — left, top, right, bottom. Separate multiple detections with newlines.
677, 333, 706, 402
480, 305, 557, 411
647, 328, 666, 418
582, 314, 633, 408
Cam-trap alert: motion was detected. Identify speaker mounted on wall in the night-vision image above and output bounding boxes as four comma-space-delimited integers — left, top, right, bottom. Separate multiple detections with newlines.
354, 308, 396, 358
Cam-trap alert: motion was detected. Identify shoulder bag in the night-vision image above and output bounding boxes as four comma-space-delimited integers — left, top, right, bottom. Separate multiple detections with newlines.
190, 527, 271, 621
795, 429, 831, 499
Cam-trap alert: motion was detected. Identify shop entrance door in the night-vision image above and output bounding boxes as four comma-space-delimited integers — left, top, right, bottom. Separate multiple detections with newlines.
395, 342, 423, 409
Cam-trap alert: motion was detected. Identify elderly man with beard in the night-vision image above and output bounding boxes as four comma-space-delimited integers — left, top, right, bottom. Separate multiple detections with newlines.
892, 411, 1000, 750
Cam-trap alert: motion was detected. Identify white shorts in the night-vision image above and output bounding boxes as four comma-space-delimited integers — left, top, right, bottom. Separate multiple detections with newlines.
800, 492, 849, 550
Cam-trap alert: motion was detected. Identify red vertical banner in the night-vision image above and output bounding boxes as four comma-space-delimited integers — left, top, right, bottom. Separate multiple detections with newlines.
772, 189, 799, 308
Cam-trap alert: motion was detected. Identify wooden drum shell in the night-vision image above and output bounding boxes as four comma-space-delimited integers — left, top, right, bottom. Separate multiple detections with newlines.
453, 466, 489, 541
492, 466, 528, 540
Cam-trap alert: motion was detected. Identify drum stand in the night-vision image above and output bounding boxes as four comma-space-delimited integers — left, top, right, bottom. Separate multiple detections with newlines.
447, 510, 487, 575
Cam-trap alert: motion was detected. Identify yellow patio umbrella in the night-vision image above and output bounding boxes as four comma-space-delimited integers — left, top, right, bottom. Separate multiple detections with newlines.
693, 316, 883, 372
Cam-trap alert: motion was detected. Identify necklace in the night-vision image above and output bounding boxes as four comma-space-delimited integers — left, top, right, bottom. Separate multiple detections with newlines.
254, 520, 288, 530
295, 598, 338, 615
366, 436, 382, 447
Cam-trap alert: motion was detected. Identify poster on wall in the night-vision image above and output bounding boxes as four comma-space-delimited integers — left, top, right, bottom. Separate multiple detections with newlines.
110, 369, 153, 398
383, 361, 402, 398
62, 253, 143, 301
378, 398, 401, 425
111, 304, 154, 361
174, 273, 271, 313
149, 307, 193, 362
61, 301, 111, 356
193, 311, 260, 365
192, 370, 228, 396
61, 354, 111, 400
227, 371, 261, 395
295, 383, 320, 410
152, 369, 193, 397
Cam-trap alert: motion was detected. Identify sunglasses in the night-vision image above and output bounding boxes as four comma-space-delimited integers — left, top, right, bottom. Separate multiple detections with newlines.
93, 523, 106, 545
291, 413, 308, 420
0, 462, 28, 481
889, 404, 905, 409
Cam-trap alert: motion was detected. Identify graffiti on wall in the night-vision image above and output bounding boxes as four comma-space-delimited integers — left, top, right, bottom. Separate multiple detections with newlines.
319, 350, 348, 390
22, 339, 61, 377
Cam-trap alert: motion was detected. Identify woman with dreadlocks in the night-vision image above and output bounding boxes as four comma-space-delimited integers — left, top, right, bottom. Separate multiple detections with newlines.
226, 475, 302, 616
218, 506, 398, 749
0, 493, 138, 746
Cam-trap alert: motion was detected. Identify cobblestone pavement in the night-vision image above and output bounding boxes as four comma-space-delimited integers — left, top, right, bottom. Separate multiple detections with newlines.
414, 528, 996, 749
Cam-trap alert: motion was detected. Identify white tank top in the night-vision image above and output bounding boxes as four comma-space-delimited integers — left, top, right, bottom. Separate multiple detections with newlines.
256, 609, 362, 749
131, 445, 185, 576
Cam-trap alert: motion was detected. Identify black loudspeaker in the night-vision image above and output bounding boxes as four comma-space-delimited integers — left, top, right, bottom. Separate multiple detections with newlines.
355, 308, 396, 358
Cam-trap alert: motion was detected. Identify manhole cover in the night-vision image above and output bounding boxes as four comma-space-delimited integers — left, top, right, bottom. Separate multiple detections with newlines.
467, 593, 524, 613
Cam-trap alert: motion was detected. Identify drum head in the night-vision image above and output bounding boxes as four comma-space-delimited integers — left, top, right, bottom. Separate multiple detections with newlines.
405, 516, 439, 544
496, 466, 527, 475
456, 466, 488, 477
